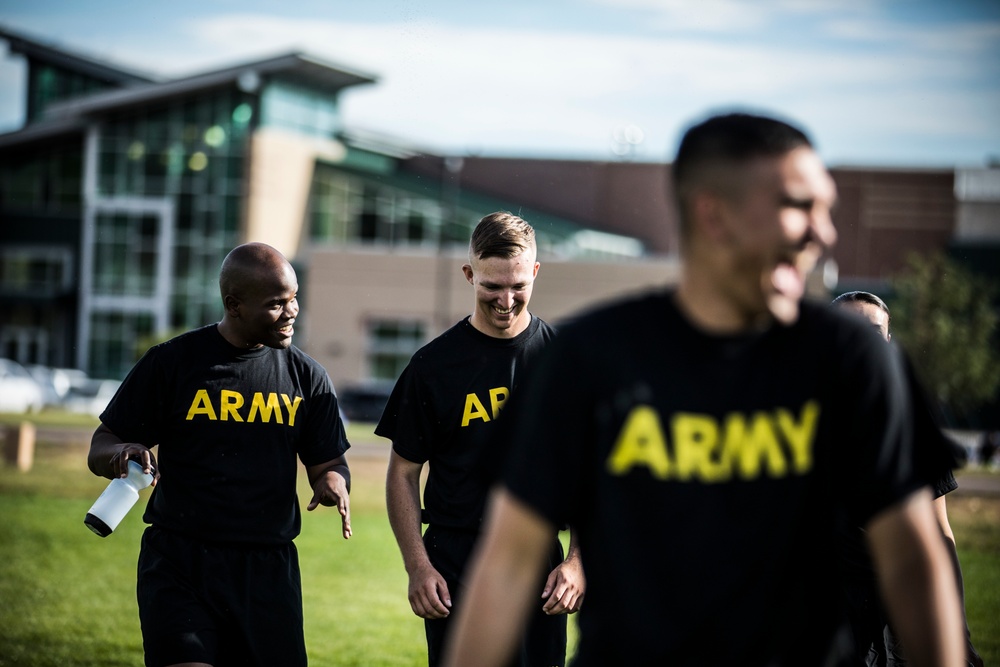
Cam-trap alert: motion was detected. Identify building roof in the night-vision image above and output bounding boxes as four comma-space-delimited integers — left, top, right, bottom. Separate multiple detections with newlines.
0, 115, 84, 150
0, 25, 158, 85
42, 51, 377, 120
1, 24, 377, 126
0, 26, 380, 149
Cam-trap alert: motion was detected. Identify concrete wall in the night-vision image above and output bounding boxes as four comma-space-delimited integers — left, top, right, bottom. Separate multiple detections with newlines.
955, 168, 1000, 242
828, 168, 956, 283
245, 127, 348, 260
300, 245, 679, 387
403, 156, 679, 255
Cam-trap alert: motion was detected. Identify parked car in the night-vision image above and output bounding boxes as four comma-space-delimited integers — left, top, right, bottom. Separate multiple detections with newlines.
63, 378, 122, 417
0, 358, 45, 413
26, 365, 90, 409
337, 382, 395, 423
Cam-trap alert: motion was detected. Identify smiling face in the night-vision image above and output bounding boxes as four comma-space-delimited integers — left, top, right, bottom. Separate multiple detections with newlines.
463, 249, 539, 339
220, 247, 300, 350
701, 146, 838, 328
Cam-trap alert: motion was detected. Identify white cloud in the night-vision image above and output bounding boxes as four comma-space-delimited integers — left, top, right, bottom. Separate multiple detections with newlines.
1, 3, 995, 165
133, 11, 989, 162
585, 0, 879, 32
825, 17, 1000, 56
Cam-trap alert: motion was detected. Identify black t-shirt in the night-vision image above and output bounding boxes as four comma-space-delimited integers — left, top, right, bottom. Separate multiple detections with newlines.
839, 351, 959, 581
101, 325, 350, 545
375, 315, 555, 531
502, 291, 941, 666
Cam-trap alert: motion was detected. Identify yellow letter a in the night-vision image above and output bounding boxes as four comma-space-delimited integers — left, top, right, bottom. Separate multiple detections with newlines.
186, 389, 217, 421
606, 405, 671, 479
461, 392, 491, 427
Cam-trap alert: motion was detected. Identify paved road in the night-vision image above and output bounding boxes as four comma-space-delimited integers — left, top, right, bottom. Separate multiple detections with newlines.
954, 471, 1000, 496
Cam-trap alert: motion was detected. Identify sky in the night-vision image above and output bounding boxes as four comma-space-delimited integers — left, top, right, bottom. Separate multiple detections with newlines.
1, 0, 998, 168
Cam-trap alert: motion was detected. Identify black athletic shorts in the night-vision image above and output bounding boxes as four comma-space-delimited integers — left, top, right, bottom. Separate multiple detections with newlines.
423, 524, 567, 667
136, 525, 307, 667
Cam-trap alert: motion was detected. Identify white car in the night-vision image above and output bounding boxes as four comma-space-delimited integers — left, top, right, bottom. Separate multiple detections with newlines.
0, 358, 45, 413
26, 365, 90, 408
63, 378, 122, 417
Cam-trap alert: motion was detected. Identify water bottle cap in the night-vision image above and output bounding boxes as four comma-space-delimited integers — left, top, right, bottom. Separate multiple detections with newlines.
126, 460, 154, 490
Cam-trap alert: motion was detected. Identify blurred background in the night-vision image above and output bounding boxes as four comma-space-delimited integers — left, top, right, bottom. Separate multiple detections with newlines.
0, 0, 998, 431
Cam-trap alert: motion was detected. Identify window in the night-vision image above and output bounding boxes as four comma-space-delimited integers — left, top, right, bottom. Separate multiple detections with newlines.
28, 63, 109, 121
88, 311, 154, 379
309, 167, 483, 250
260, 80, 340, 139
91, 212, 160, 297
366, 320, 425, 381
0, 144, 83, 211
0, 246, 73, 295
96, 89, 249, 333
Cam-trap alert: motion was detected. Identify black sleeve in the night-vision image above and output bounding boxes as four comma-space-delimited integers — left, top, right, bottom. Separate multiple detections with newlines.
899, 349, 965, 495
500, 332, 588, 530
374, 364, 432, 464
833, 333, 938, 527
933, 469, 959, 498
297, 367, 351, 466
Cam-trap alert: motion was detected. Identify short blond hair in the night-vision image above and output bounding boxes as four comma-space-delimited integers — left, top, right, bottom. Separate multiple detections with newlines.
469, 212, 535, 260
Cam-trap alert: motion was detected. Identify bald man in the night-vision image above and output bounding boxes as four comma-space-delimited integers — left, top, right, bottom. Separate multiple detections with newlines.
88, 242, 351, 667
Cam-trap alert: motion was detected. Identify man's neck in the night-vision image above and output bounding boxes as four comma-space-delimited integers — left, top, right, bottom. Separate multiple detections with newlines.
675, 271, 772, 335
216, 320, 263, 349
468, 312, 532, 339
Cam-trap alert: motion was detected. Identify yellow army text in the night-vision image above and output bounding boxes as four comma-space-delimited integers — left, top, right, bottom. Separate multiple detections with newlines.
606, 401, 820, 482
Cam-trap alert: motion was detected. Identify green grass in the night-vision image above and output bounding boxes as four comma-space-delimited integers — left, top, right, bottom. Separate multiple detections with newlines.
948, 493, 1000, 663
0, 417, 997, 665
0, 410, 101, 429
0, 422, 432, 667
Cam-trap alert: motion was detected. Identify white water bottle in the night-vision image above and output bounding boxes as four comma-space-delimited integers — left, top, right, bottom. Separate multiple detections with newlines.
84, 460, 154, 537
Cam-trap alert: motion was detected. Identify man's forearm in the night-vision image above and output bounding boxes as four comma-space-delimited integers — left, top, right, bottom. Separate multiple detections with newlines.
868, 490, 964, 667
566, 527, 582, 562
388, 504, 429, 572
386, 467, 431, 572
88, 424, 125, 478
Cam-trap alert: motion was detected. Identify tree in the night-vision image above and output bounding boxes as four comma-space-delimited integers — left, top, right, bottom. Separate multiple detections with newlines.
891, 251, 1000, 426
134, 328, 188, 363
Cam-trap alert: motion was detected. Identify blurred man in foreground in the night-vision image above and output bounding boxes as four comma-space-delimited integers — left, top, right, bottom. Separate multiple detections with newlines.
443, 113, 964, 667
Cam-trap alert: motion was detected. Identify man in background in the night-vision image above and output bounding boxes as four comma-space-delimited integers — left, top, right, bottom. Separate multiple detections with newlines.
834, 290, 982, 667
379, 212, 584, 666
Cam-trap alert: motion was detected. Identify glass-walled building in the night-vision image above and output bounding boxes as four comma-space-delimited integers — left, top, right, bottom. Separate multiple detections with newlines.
0, 27, 648, 384
85, 87, 256, 376
0, 27, 380, 378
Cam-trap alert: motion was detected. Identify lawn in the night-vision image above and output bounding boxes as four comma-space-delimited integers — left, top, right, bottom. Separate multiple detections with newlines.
0, 415, 997, 666
0, 419, 431, 667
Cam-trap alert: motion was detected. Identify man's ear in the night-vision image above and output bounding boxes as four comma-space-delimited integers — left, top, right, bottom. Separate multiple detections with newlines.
690, 190, 729, 243
462, 264, 474, 284
223, 294, 241, 318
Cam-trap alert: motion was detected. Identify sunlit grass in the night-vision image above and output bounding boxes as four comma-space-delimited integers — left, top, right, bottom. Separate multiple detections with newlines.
0, 420, 994, 665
